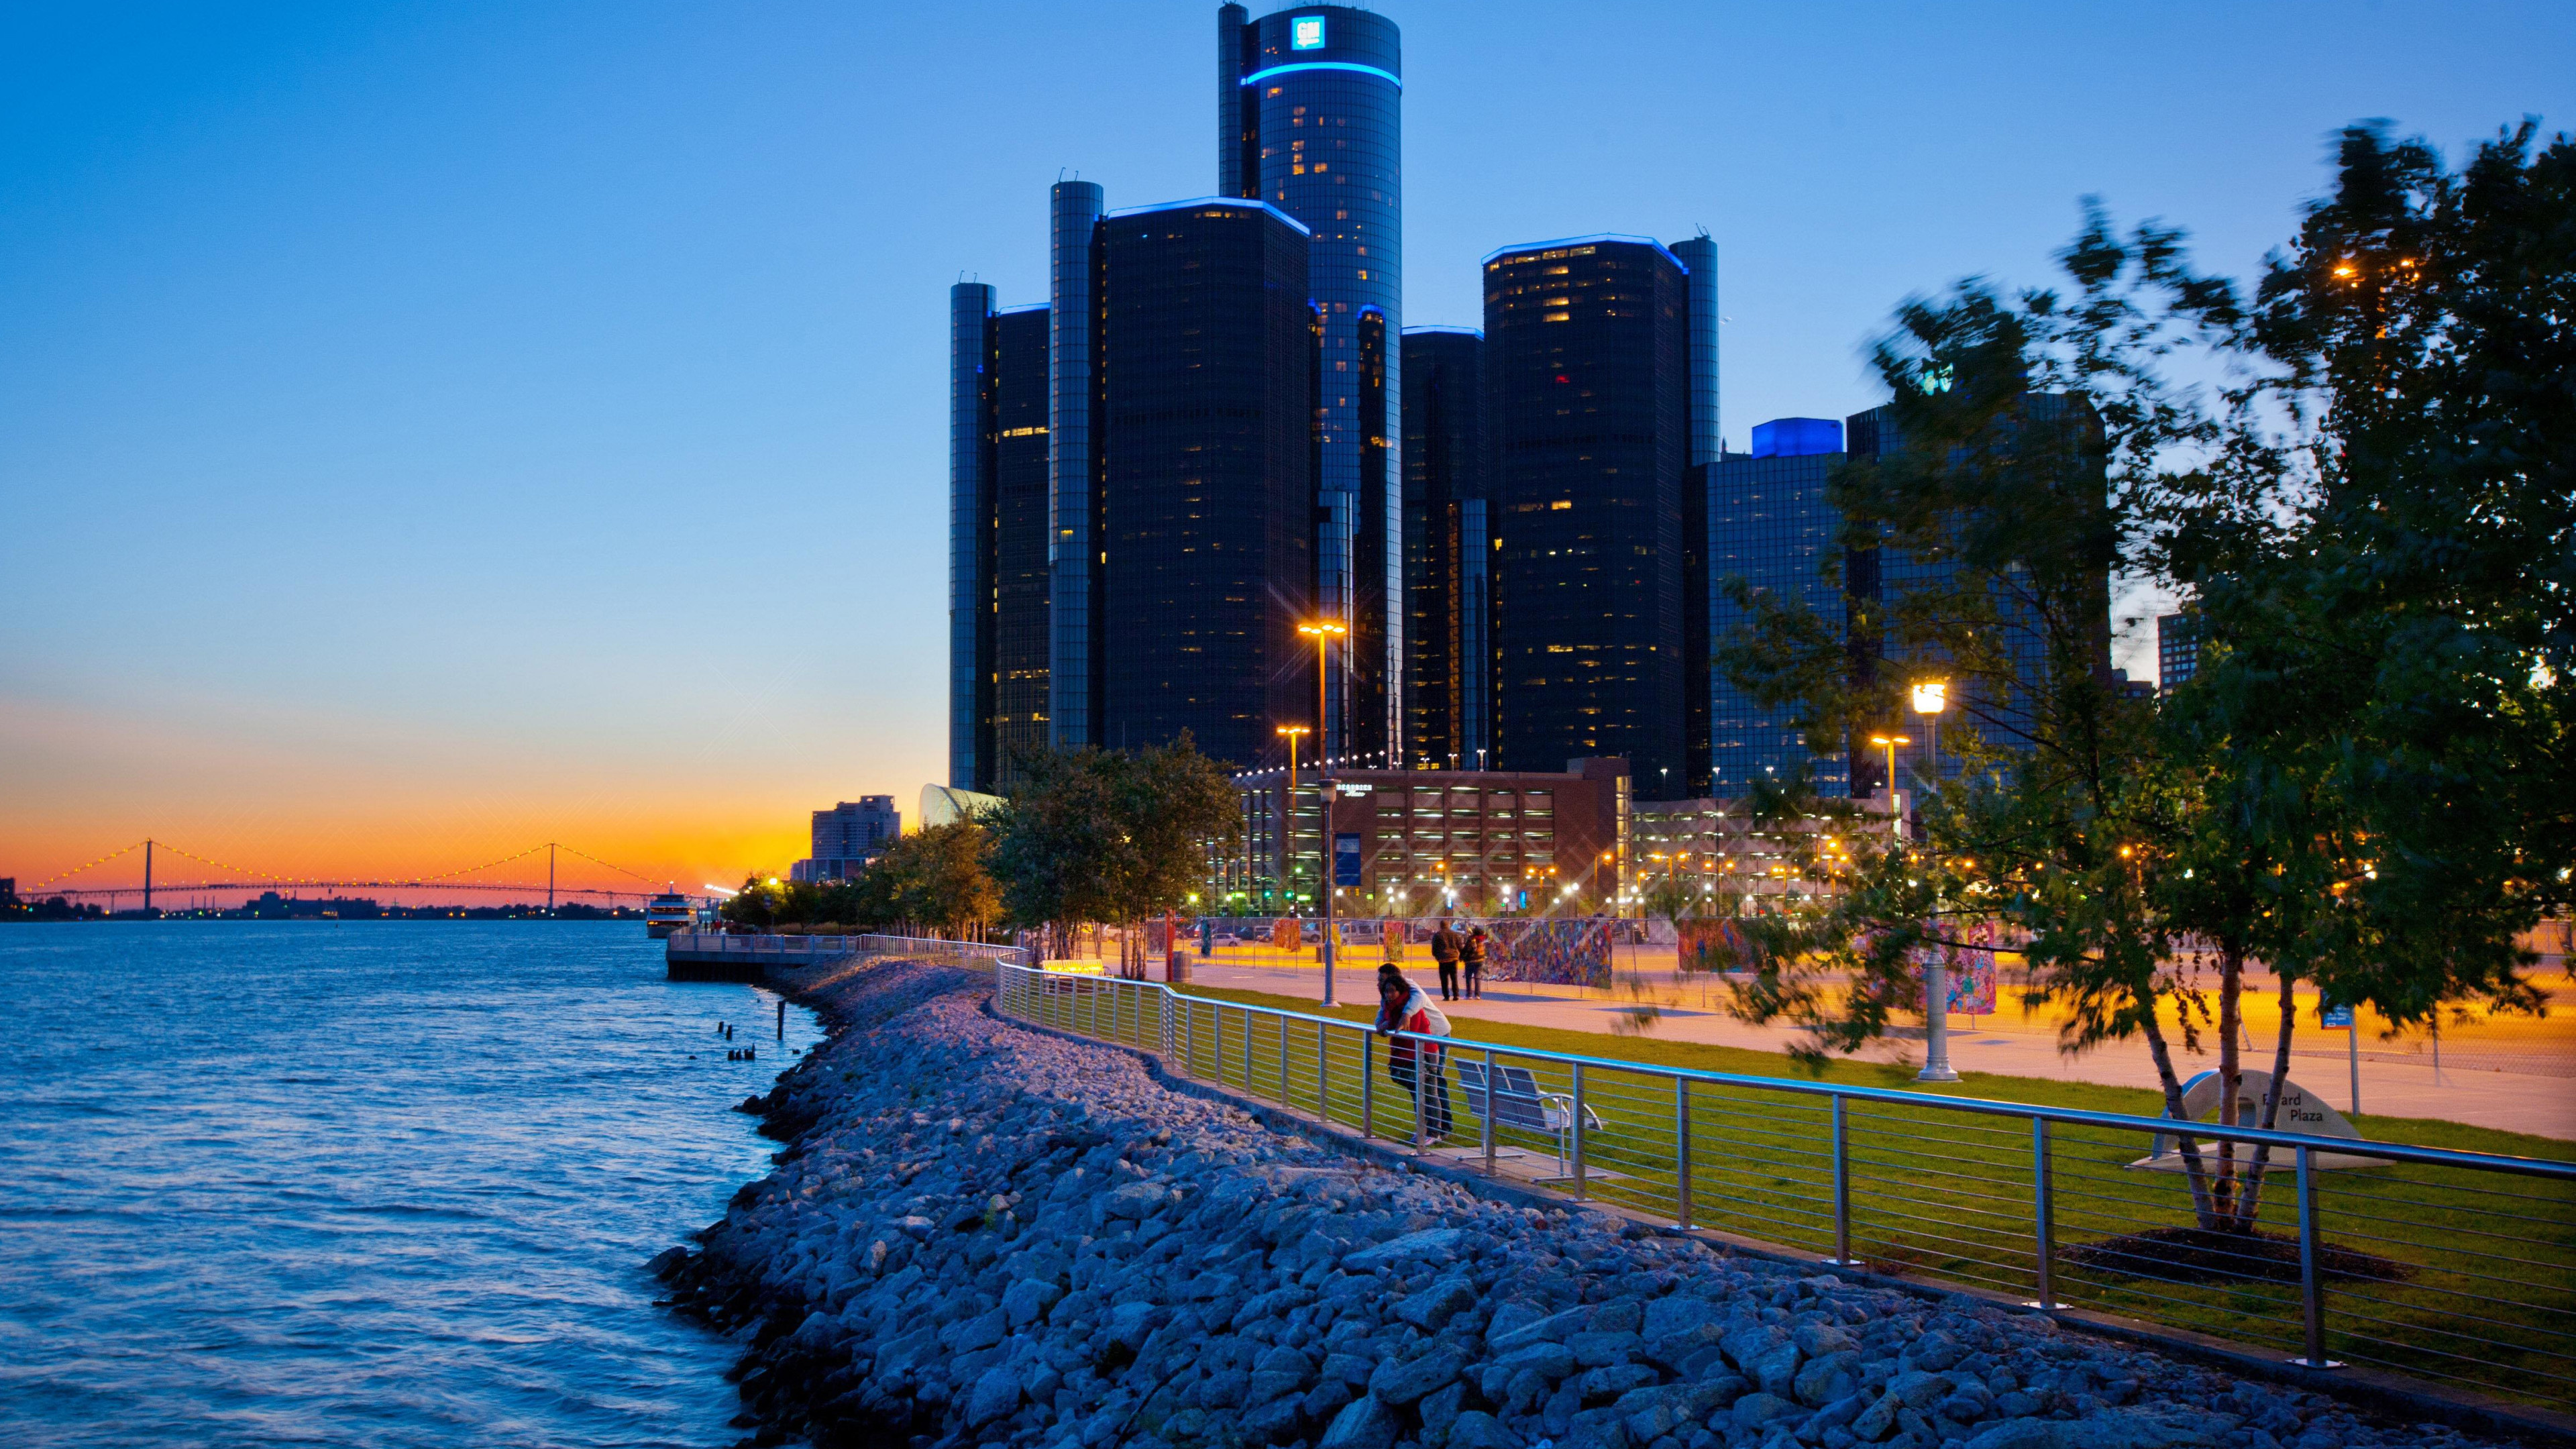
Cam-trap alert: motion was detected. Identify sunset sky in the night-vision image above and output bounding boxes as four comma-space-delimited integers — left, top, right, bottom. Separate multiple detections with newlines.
5, 1, 2569, 898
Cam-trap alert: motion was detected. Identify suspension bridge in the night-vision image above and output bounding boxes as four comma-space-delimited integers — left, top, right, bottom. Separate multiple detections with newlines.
10, 839, 683, 913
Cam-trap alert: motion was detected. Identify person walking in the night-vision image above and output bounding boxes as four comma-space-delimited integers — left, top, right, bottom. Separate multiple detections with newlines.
1374, 964, 1454, 1140
1461, 925, 1489, 1000
1430, 919, 1462, 1001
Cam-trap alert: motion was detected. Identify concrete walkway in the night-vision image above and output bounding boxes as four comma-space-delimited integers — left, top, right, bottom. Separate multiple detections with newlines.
1181, 957, 2576, 1142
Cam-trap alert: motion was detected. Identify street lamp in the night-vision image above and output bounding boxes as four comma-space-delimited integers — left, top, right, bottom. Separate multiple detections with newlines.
1866, 733, 1911, 841
1911, 680, 1948, 787
1902, 684, 1960, 1085
1296, 619, 1348, 1006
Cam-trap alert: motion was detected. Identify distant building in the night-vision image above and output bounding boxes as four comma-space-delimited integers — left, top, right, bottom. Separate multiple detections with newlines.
1401, 326, 1489, 771
1226, 757, 1629, 915
2157, 612, 2200, 690
1842, 396, 2110, 800
949, 288, 1053, 794
793, 798, 900, 883
1482, 236, 1694, 792
1627, 796, 1849, 908
1707, 417, 1849, 796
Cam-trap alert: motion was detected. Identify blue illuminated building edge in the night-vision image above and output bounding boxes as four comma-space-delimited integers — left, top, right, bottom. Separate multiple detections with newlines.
1106, 196, 1314, 237
1240, 60, 1402, 89
1481, 233, 1687, 273
996, 303, 1047, 315
1402, 324, 1485, 338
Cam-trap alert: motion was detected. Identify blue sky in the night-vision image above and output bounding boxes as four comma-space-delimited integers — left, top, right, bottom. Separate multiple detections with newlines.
3, 1, 2569, 888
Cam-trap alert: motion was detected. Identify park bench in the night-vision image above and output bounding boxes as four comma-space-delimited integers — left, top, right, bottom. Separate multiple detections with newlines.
1454, 1058, 1604, 1180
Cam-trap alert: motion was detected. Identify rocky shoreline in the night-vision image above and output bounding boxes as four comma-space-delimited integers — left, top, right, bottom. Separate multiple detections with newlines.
653, 959, 2516, 1449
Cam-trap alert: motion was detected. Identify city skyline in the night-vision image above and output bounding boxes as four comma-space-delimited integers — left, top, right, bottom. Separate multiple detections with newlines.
7, 1, 2570, 889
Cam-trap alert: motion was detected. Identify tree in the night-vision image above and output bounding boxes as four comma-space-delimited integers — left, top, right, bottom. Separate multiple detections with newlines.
1717, 125, 2571, 1235
861, 820, 1002, 939
983, 735, 1242, 975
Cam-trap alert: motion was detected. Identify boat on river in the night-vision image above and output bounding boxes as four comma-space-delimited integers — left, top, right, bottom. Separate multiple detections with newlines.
644, 891, 694, 938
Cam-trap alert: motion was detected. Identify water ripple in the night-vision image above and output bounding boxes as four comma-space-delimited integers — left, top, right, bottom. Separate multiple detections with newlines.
0, 921, 818, 1448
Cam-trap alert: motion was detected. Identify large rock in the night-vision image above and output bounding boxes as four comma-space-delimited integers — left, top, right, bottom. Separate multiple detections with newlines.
966, 1365, 1020, 1427
1002, 1277, 1063, 1327
1448, 1410, 1525, 1449
1317, 1393, 1401, 1449
1341, 1227, 1464, 1273
1367, 1345, 1469, 1407
1395, 1276, 1479, 1332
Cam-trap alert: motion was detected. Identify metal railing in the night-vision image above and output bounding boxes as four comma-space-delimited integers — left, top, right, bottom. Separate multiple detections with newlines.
668, 932, 1027, 967
993, 963, 2576, 1416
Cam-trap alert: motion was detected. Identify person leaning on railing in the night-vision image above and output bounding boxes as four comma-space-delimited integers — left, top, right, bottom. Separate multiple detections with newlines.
1375, 964, 1454, 1141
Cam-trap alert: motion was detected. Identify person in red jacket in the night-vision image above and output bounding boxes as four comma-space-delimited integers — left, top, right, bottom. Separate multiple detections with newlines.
1374, 963, 1454, 1140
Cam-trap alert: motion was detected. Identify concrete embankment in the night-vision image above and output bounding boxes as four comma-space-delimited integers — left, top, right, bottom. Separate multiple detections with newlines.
655, 961, 2512, 1449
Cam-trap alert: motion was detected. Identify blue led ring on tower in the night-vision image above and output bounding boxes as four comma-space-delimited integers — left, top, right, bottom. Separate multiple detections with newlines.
1220, 5, 1402, 765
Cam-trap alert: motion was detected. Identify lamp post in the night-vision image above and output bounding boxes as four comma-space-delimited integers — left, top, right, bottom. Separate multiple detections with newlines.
1905, 682, 1958, 1081
1275, 724, 1307, 928
1866, 733, 1911, 842
1297, 619, 1348, 1006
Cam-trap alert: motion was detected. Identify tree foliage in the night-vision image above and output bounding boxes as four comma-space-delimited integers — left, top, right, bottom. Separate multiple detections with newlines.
982, 735, 1241, 975
1715, 121, 2572, 1232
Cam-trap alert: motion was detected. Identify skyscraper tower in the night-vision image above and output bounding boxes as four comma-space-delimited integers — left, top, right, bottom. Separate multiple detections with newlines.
947, 285, 1052, 793
1483, 235, 1691, 789
1048, 180, 1106, 751
1218, 4, 1402, 765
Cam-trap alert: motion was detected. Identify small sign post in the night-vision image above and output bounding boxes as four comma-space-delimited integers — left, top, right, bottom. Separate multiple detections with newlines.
2320, 998, 2359, 1115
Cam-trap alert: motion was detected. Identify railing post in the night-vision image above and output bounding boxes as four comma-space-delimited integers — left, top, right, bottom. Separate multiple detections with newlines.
1674, 1075, 1693, 1230
1240, 1004, 1252, 1088
2029, 1117, 2061, 1308
1412, 1036, 1426, 1149
1362, 1032, 1375, 1138
1483, 1048, 1497, 1176
1212, 1005, 1223, 1087
1277, 1014, 1289, 1109
1181, 995, 1194, 1076
1317, 1022, 1328, 1124
1823, 1095, 1860, 1268
1571, 1061, 1588, 1200
2293, 1145, 2341, 1368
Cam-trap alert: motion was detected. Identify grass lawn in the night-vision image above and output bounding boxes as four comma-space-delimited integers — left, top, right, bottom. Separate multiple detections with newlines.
1008, 972, 2576, 1415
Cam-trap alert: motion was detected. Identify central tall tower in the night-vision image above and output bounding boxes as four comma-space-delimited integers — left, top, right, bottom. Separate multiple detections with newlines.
1219, 3, 1401, 765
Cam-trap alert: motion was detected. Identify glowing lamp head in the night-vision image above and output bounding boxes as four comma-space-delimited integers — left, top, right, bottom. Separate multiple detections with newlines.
1911, 680, 1948, 715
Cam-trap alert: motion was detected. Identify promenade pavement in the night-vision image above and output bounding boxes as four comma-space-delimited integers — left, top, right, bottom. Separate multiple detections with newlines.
1181, 956, 2576, 1142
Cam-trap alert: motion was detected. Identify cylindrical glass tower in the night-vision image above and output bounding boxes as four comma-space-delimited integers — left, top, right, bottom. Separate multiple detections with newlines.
1048, 180, 1105, 750
949, 282, 996, 790
1222, 5, 1401, 764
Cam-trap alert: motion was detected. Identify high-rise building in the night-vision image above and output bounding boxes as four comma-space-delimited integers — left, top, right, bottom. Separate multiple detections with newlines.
1400, 325, 1487, 771
1843, 395, 2108, 799
1094, 199, 1319, 767
947, 286, 1053, 794
1219, 4, 1402, 764
948, 283, 994, 792
1707, 417, 1850, 795
2157, 612, 2200, 690
1048, 180, 1106, 752
1482, 235, 1692, 793
1670, 233, 1722, 796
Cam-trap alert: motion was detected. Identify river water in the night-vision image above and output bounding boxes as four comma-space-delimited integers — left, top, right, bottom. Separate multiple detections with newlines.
0, 921, 822, 1447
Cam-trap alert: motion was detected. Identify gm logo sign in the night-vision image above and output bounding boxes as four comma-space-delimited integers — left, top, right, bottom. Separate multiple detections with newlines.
1291, 15, 1326, 50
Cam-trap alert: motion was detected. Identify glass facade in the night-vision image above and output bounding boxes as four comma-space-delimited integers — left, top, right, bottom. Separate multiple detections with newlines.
948, 290, 1052, 795
1400, 327, 1487, 771
1707, 425, 1848, 796
1483, 237, 1690, 789
948, 282, 996, 792
990, 306, 1052, 789
1842, 396, 2106, 798
1049, 181, 1106, 751
2157, 611, 2199, 689
1224, 5, 1403, 765
1095, 200, 1318, 768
